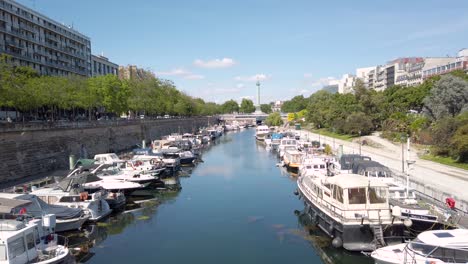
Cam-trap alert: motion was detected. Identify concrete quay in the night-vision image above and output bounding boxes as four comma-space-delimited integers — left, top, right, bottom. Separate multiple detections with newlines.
296, 130, 468, 213
0, 117, 217, 184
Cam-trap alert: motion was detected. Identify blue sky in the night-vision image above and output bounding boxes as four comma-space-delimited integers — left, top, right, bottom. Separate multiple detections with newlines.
17, 0, 468, 103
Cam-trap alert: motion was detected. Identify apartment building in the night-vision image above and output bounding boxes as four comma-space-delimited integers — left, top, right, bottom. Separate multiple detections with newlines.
91, 54, 118, 77
337, 74, 357, 94
422, 49, 468, 80
0, 0, 92, 76
118, 65, 155, 80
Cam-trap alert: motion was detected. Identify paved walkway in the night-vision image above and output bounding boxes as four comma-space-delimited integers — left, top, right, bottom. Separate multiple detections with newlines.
297, 130, 468, 209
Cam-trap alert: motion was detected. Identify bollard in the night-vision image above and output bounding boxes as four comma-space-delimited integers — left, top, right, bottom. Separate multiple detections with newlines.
69, 154, 76, 170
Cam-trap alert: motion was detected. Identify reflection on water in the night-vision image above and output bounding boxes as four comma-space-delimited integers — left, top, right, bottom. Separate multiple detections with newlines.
65, 182, 181, 262
295, 207, 374, 264
63, 129, 374, 264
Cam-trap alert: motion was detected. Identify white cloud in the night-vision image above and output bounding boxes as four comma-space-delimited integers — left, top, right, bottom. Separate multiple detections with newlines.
155, 68, 204, 80
194, 58, 236, 68
202, 88, 241, 95
303, 73, 313, 78
155, 68, 189, 76
310, 77, 339, 88
185, 74, 205, 80
236, 83, 245, 89
234, 73, 272, 82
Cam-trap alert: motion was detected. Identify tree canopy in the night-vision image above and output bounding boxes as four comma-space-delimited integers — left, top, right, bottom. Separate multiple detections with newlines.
239, 98, 256, 113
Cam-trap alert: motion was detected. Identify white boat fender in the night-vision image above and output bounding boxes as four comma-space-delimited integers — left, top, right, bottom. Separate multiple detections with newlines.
403, 218, 413, 227
332, 237, 343, 248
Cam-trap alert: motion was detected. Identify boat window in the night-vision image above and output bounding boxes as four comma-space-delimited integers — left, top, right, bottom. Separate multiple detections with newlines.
410, 241, 438, 255
369, 187, 387, 204
26, 233, 34, 250
48, 196, 59, 204
59, 196, 80, 202
34, 227, 40, 244
429, 247, 468, 262
348, 188, 367, 204
332, 185, 344, 203
377, 171, 387, 178
8, 237, 26, 259
306, 166, 311, 169
313, 165, 318, 169
0, 245, 5, 260
320, 165, 325, 169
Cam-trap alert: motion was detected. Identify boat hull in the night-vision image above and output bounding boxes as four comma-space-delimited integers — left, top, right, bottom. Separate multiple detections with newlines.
299, 188, 404, 251
55, 216, 89, 233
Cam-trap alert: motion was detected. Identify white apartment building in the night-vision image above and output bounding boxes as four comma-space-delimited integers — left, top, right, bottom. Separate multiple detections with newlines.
337, 73, 357, 94
407, 57, 455, 86
356, 66, 375, 88
91, 54, 119, 77
0, 0, 91, 76
422, 49, 468, 80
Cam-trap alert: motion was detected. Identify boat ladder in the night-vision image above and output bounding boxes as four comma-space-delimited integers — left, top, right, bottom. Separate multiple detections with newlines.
371, 224, 386, 248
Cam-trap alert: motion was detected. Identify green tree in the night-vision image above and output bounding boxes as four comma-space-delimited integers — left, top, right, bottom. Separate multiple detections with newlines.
343, 112, 373, 135
265, 112, 284, 126
423, 75, 468, 120
281, 95, 307, 113
260, 103, 272, 114
451, 123, 468, 162
240, 98, 255, 113
221, 99, 239, 114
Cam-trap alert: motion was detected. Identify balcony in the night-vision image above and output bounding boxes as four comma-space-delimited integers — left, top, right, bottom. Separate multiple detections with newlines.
0, 1, 88, 43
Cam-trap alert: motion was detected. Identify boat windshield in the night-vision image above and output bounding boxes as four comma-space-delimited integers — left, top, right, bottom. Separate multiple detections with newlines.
368, 187, 387, 204
348, 188, 367, 204
408, 238, 468, 261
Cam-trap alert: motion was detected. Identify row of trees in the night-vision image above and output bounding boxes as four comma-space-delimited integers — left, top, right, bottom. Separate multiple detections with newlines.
0, 55, 239, 121
281, 71, 468, 162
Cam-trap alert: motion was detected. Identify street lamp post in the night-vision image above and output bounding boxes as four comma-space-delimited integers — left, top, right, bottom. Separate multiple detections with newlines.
318, 124, 321, 146
401, 135, 406, 173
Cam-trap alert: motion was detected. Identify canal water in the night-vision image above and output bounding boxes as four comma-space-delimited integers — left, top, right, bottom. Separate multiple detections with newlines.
71, 129, 372, 264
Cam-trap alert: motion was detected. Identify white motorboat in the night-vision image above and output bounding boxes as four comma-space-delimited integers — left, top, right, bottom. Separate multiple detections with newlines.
297, 173, 404, 251
98, 164, 159, 188
283, 149, 303, 174
30, 174, 112, 222
278, 138, 298, 159
255, 125, 270, 141
93, 153, 123, 165
0, 194, 88, 233
0, 202, 70, 264
371, 229, 468, 264
299, 156, 330, 178
67, 165, 143, 195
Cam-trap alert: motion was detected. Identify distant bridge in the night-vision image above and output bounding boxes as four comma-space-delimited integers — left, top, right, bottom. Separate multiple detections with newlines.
219, 113, 287, 125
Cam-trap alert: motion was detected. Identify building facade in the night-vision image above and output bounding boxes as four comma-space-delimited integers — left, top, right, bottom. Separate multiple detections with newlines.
0, 0, 92, 76
337, 74, 357, 94
91, 54, 118, 76
119, 65, 155, 80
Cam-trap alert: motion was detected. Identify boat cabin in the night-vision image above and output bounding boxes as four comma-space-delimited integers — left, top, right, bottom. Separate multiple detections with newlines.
408, 229, 468, 262
301, 174, 391, 220
94, 153, 123, 165
337, 154, 372, 171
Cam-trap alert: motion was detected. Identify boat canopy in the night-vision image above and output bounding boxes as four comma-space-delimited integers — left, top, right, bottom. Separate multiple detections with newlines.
0, 197, 31, 214
324, 174, 388, 189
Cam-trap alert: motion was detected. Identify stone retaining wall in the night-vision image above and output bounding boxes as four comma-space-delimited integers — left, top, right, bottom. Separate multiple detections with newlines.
0, 117, 216, 184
